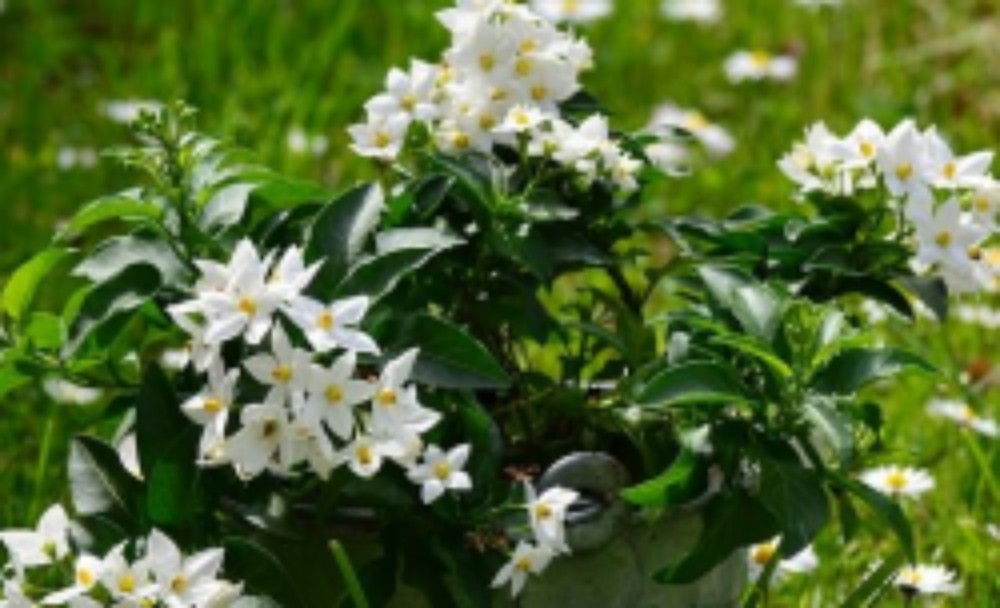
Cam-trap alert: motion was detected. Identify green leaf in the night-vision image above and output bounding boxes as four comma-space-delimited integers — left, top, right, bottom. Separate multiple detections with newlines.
898, 275, 948, 321
224, 537, 303, 608
374, 227, 464, 255
708, 334, 792, 378
64, 264, 162, 357
457, 396, 503, 504
68, 435, 143, 524
842, 552, 905, 608
199, 182, 259, 231
3, 248, 73, 322
135, 364, 187, 475
655, 491, 777, 584
697, 266, 785, 342
74, 232, 185, 285
635, 361, 747, 408
306, 183, 384, 285
620, 449, 707, 508
802, 396, 854, 463
810, 348, 935, 395
331, 246, 456, 302
382, 314, 510, 390
757, 458, 830, 555
57, 192, 163, 240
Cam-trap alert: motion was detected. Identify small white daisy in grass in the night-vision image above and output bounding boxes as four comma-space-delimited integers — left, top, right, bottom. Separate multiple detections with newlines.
660, 0, 721, 23
724, 50, 797, 83
531, 0, 613, 24
747, 537, 818, 583
860, 465, 935, 498
926, 398, 998, 438
893, 564, 962, 597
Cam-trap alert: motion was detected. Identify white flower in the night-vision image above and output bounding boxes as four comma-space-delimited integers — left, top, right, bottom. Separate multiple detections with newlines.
859, 465, 935, 498
650, 103, 734, 157
285, 127, 329, 157
724, 50, 797, 83
1, 580, 33, 608
526, 485, 579, 553
100, 543, 156, 604
778, 122, 847, 194
285, 414, 339, 480
146, 529, 232, 608
833, 118, 885, 170
923, 128, 994, 190
348, 112, 411, 161
286, 295, 379, 355
876, 120, 931, 200
927, 398, 998, 437
531, 0, 613, 24
407, 444, 473, 504
339, 432, 405, 478
370, 349, 441, 440
491, 541, 555, 598
42, 553, 103, 605
302, 351, 374, 441
182, 361, 240, 463
893, 564, 962, 597
0, 504, 71, 568
969, 183, 999, 229
225, 402, 294, 480
243, 326, 312, 407
166, 302, 220, 372
366, 60, 440, 123
747, 538, 818, 582
198, 240, 281, 345
660, 0, 721, 22
495, 104, 546, 136
644, 141, 690, 173
268, 246, 321, 303
908, 196, 988, 293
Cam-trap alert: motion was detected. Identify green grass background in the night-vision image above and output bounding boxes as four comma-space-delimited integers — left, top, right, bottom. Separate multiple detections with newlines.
1, 0, 997, 604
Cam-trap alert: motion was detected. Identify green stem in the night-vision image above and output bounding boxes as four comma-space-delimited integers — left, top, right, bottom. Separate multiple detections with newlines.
329, 540, 370, 608
29, 414, 57, 520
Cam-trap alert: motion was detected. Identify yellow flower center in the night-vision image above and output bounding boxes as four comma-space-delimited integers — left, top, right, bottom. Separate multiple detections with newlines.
750, 51, 771, 68
171, 575, 188, 594
357, 444, 373, 466
453, 131, 471, 150
751, 542, 777, 566
934, 230, 953, 248
860, 141, 875, 158
513, 110, 531, 126
530, 85, 548, 102
534, 503, 553, 520
374, 131, 392, 149
118, 574, 136, 594
261, 419, 280, 439
943, 161, 957, 180
203, 396, 224, 414
317, 311, 335, 331
325, 384, 344, 404
479, 113, 497, 130
238, 297, 257, 316
895, 163, 913, 181
377, 387, 398, 406
42, 540, 57, 558
562, 0, 581, 13
968, 246, 982, 261
973, 196, 991, 213
520, 38, 538, 53
491, 87, 509, 102
515, 556, 534, 572
684, 112, 708, 132
960, 405, 976, 423
401, 94, 417, 111
886, 470, 909, 491
479, 54, 496, 72
271, 365, 293, 384
515, 57, 533, 77
77, 567, 95, 588
434, 461, 451, 480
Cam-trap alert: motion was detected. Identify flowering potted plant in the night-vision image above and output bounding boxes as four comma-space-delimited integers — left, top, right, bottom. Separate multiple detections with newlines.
2, 1, 997, 607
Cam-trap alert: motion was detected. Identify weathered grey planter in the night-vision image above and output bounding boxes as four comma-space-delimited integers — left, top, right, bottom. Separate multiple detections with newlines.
386, 452, 746, 608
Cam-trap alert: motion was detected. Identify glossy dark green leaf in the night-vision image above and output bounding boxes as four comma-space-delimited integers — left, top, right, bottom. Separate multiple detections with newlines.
655, 492, 777, 584
803, 396, 854, 463
898, 275, 948, 321
64, 264, 162, 357
3, 248, 73, 322
68, 435, 143, 524
306, 183, 384, 284
810, 348, 935, 395
331, 246, 455, 302
620, 449, 707, 508
135, 364, 189, 476
383, 314, 510, 390
199, 182, 258, 230
757, 458, 830, 555
224, 537, 304, 608
74, 232, 184, 285
57, 192, 163, 240
635, 361, 747, 408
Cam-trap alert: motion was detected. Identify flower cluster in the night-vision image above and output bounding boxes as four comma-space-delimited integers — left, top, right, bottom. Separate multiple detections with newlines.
779, 120, 1000, 293
492, 485, 580, 597
0, 505, 242, 607
349, 0, 643, 192
166, 240, 472, 504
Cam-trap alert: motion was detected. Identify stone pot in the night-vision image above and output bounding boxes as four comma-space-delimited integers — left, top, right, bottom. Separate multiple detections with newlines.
386, 452, 746, 608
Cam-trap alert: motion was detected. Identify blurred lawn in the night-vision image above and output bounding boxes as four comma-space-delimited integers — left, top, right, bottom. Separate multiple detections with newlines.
1, 0, 997, 604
